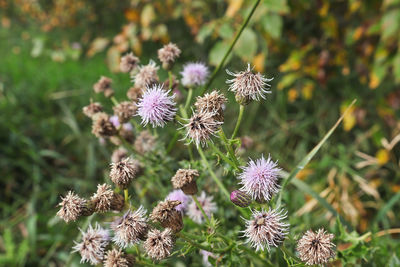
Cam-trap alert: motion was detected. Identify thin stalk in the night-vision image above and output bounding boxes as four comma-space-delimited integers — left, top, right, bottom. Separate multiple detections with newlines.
177, 232, 234, 254
168, 71, 173, 90
184, 88, 193, 110
231, 105, 245, 139
209, 141, 238, 171
124, 189, 129, 205
111, 96, 119, 106
218, 129, 240, 168
192, 195, 210, 225
200, 0, 261, 95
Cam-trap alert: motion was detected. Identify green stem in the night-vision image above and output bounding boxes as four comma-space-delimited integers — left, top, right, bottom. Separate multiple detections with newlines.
200, 0, 261, 95
209, 141, 238, 171
218, 129, 240, 169
184, 88, 193, 110
124, 189, 129, 205
177, 232, 234, 254
231, 105, 245, 139
192, 195, 210, 225
111, 96, 119, 106
168, 71, 173, 90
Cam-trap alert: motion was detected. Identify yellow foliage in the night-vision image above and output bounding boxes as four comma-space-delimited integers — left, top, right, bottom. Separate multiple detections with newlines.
319, 1, 329, 17
253, 53, 265, 72
288, 88, 298, 102
369, 72, 380, 89
301, 83, 314, 100
226, 0, 243, 18
341, 104, 356, 131
296, 168, 314, 180
375, 149, 390, 165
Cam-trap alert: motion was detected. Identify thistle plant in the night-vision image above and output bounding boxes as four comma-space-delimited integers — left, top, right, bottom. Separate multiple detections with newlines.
56, 2, 360, 265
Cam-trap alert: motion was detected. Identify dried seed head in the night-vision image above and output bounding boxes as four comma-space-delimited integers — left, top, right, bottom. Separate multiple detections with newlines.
57, 191, 92, 223
230, 190, 252, 208
137, 84, 177, 128
83, 101, 103, 118
113, 101, 137, 123
134, 130, 156, 154
93, 76, 112, 94
72, 223, 109, 265
120, 52, 139, 73
104, 88, 115, 98
110, 157, 138, 189
158, 43, 181, 69
127, 86, 143, 102
104, 248, 135, 267
171, 169, 199, 195
297, 229, 336, 265
226, 64, 273, 103
111, 147, 128, 163
194, 90, 227, 122
150, 200, 183, 233
165, 190, 190, 213
91, 112, 117, 138
238, 155, 281, 202
111, 207, 149, 248
187, 191, 217, 224
243, 208, 289, 251
133, 60, 159, 89
181, 62, 209, 87
144, 228, 174, 261
91, 184, 124, 213
184, 109, 222, 147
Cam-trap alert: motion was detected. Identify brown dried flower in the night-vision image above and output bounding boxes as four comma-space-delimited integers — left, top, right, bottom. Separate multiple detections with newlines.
297, 229, 336, 265
134, 130, 156, 154
110, 157, 139, 189
120, 52, 139, 73
127, 86, 143, 102
91, 184, 124, 213
57, 191, 93, 223
133, 60, 159, 89
93, 76, 112, 94
194, 90, 227, 122
150, 200, 183, 232
91, 112, 117, 138
171, 169, 199, 195
158, 43, 181, 69
144, 228, 174, 261
111, 147, 128, 163
184, 109, 222, 147
104, 88, 115, 98
83, 101, 103, 118
113, 101, 137, 123
103, 248, 135, 267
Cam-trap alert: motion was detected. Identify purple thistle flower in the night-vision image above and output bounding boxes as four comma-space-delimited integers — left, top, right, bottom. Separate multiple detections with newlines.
238, 155, 281, 202
243, 208, 289, 251
137, 84, 177, 127
165, 190, 190, 213
187, 191, 217, 224
110, 115, 133, 131
180, 62, 209, 87
230, 190, 252, 207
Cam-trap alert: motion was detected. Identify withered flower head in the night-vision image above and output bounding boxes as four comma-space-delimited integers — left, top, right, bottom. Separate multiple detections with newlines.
134, 130, 156, 154
110, 157, 139, 189
171, 169, 199, 195
297, 229, 336, 266
72, 223, 109, 265
120, 52, 139, 73
194, 90, 227, 122
113, 101, 137, 123
93, 76, 112, 94
104, 248, 135, 267
127, 86, 143, 102
57, 191, 92, 223
111, 207, 149, 248
91, 184, 124, 213
144, 228, 174, 261
184, 109, 222, 147
104, 88, 115, 98
111, 147, 128, 163
91, 112, 117, 138
133, 60, 159, 89
158, 43, 181, 69
150, 200, 183, 233
83, 101, 103, 118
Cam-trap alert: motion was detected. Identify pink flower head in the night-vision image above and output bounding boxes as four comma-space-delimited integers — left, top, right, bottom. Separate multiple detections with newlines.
165, 190, 190, 213
238, 155, 281, 202
137, 84, 177, 127
181, 62, 209, 87
109, 115, 133, 131
187, 191, 217, 224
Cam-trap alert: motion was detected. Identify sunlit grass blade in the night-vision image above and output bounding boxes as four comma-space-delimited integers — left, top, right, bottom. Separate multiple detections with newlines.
373, 192, 400, 225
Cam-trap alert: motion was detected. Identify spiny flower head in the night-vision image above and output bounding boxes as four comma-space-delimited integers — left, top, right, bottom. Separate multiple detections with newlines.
57, 191, 91, 223
72, 223, 109, 265
111, 207, 148, 248
133, 60, 159, 89
127, 86, 143, 102
181, 62, 209, 87
120, 52, 139, 73
93, 76, 112, 94
165, 190, 190, 213
171, 168, 199, 195
243, 208, 289, 251
104, 248, 135, 267
194, 90, 227, 122
150, 200, 183, 232
91, 183, 124, 213
91, 112, 117, 138
226, 64, 273, 103
238, 155, 281, 203
110, 157, 139, 189
113, 101, 137, 123
134, 130, 156, 154
158, 42, 181, 69
297, 229, 336, 265
83, 101, 103, 118
187, 191, 217, 224
137, 84, 177, 127
144, 228, 174, 261
184, 109, 222, 147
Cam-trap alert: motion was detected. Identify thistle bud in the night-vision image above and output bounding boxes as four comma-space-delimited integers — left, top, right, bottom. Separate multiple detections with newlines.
230, 190, 252, 207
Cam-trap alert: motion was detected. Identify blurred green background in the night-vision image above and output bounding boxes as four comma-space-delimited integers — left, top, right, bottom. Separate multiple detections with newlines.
0, 0, 399, 266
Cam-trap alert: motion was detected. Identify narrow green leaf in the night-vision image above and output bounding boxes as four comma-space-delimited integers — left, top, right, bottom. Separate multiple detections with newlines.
374, 192, 400, 224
